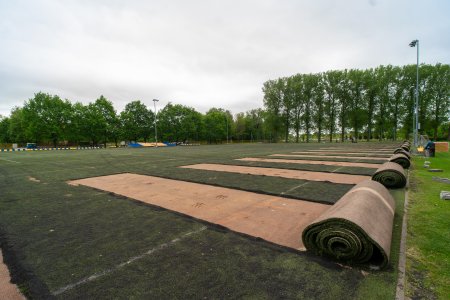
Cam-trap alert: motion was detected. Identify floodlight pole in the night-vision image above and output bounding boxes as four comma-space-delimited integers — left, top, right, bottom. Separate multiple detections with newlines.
409, 39, 419, 147
225, 113, 229, 144
415, 41, 419, 147
153, 99, 159, 147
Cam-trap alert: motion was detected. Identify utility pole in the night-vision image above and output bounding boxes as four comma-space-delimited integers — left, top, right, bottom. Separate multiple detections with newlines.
409, 39, 419, 147
153, 99, 159, 147
225, 113, 229, 144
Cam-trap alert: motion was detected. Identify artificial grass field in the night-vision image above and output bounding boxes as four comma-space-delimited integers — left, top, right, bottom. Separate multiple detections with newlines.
0, 143, 404, 299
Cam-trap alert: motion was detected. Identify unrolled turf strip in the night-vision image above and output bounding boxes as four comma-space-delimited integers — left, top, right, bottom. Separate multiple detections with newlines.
291, 152, 392, 157
180, 164, 370, 185
270, 154, 389, 161
225, 160, 376, 176
316, 147, 396, 152
315, 149, 395, 153
371, 162, 407, 188
69, 173, 330, 251
302, 180, 395, 269
237, 158, 381, 169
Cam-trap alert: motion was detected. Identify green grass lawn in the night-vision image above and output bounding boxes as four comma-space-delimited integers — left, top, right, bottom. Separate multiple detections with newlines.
406, 151, 450, 299
0, 143, 405, 299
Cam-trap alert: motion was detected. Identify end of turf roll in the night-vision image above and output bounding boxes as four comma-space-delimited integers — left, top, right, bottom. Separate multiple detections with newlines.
372, 162, 407, 188
389, 153, 411, 169
393, 148, 411, 159
302, 180, 395, 269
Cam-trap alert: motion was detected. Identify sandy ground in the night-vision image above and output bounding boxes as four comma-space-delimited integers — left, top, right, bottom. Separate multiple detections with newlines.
180, 164, 369, 184
237, 157, 381, 168
0, 250, 24, 300
292, 151, 392, 157
270, 154, 388, 161
69, 173, 330, 250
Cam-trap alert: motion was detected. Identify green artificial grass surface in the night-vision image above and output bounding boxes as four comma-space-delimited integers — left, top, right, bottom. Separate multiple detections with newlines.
0, 143, 405, 299
406, 151, 450, 299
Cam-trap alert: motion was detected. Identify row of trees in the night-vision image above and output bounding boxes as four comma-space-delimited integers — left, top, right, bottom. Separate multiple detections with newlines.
263, 63, 449, 142
0, 63, 448, 146
0, 93, 239, 146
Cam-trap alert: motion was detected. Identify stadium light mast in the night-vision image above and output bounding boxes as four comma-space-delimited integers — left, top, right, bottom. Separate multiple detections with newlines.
409, 39, 419, 148
225, 113, 229, 144
153, 99, 159, 147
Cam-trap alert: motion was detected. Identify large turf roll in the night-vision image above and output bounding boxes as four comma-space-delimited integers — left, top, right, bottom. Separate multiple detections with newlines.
389, 153, 410, 169
393, 148, 411, 159
400, 144, 410, 151
302, 180, 395, 269
372, 162, 407, 188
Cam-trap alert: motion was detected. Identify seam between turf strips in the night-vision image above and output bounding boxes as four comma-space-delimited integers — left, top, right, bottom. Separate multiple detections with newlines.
51, 226, 207, 296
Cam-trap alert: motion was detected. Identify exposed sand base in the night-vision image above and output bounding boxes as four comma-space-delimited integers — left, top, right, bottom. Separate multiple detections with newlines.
292, 151, 391, 157
237, 157, 380, 169
0, 250, 24, 300
180, 164, 369, 184
270, 154, 388, 161
69, 173, 330, 250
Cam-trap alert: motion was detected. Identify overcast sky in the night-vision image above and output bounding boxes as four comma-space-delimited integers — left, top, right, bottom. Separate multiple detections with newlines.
0, 0, 449, 117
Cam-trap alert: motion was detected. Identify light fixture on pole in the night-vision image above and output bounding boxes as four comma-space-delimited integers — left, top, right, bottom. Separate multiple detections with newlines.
153, 99, 159, 147
409, 39, 419, 148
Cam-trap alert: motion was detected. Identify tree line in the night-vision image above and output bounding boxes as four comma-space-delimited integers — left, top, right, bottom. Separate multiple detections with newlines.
263, 63, 449, 142
0, 63, 448, 146
0, 93, 238, 146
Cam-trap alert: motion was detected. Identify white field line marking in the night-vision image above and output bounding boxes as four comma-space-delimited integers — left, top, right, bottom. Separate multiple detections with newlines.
0, 157, 21, 163
331, 166, 345, 173
51, 226, 207, 296
282, 181, 310, 195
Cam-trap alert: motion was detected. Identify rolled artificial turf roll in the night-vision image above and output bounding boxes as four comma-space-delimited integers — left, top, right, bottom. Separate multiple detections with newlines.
302, 180, 395, 269
394, 148, 411, 159
372, 162, 407, 188
389, 153, 410, 169
401, 144, 410, 151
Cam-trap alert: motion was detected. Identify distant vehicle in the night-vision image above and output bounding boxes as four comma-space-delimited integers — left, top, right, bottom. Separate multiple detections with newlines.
26, 143, 37, 149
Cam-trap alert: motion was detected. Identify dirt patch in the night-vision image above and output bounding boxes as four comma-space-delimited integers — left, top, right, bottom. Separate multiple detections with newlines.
406, 258, 438, 299
27, 176, 40, 183
270, 154, 389, 161
180, 164, 370, 185
237, 158, 381, 169
0, 250, 25, 300
69, 173, 330, 250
